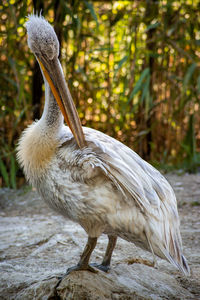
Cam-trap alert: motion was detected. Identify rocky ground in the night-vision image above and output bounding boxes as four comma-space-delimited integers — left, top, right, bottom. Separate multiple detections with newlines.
0, 173, 200, 300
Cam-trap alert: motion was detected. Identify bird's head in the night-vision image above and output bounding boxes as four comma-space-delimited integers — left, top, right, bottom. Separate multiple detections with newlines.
25, 14, 85, 149
26, 14, 59, 60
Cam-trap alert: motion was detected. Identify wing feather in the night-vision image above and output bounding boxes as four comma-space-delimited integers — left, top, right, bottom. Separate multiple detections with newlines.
60, 127, 189, 275
84, 127, 173, 212
62, 127, 178, 214
83, 128, 189, 275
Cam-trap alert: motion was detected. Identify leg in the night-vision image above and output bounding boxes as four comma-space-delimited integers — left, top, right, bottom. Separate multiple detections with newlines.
92, 235, 117, 272
66, 236, 97, 275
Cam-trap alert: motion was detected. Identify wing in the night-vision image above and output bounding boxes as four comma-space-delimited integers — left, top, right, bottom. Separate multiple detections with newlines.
60, 126, 178, 216
59, 126, 189, 275
84, 127, 177, 211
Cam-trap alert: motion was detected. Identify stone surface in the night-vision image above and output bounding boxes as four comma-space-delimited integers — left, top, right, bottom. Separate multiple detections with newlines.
0, 174, 200, 299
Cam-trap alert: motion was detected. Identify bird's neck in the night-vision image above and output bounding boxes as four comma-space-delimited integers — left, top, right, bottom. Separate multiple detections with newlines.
39, 81, 64, 135
17, 82, 64, 184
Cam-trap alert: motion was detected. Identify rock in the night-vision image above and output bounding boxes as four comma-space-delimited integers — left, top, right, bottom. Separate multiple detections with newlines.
56, 272, 144, 300
0, 174, 200, 299
15, 278, 58, 300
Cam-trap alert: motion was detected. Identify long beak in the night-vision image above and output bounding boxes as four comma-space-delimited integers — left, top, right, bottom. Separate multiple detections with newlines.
37, 56, 86, 149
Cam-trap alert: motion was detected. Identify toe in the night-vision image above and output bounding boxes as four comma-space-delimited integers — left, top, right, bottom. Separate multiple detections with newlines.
90, 263, 110, 273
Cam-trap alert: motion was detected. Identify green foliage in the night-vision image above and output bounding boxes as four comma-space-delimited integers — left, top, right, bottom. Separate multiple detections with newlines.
128, 68, 150, 103
83, 0, 99, 28
183, 63, 197, 92
10, 154, 17, 189
0, 157, 9, 187
180, 114, 200, 172
0, 0, 200, 188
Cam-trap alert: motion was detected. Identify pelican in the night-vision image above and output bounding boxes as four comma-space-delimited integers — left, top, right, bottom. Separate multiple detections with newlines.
17, 15, 190, 276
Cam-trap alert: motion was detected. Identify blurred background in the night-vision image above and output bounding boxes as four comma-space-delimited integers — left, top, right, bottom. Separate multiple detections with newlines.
0, 0, 200, 188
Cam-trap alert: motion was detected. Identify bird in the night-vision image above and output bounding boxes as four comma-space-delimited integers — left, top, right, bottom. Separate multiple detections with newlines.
17, 14, 190, 276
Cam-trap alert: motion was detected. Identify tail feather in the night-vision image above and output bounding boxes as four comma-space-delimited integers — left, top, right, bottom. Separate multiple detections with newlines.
157, 213, 190, 276
181, 255, 190, 275
147, 222, 190, 276
158, 242, 190, 276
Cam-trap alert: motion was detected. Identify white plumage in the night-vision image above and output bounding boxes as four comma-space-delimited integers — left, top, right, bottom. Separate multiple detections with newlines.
17, 14, 190, 276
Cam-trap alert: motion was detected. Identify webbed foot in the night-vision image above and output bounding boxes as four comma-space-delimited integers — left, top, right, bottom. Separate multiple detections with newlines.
66, 264, 98, 275
90, 263, 110, 273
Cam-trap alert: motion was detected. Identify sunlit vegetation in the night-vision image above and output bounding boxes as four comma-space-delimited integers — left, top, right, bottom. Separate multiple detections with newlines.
0, 0, 200, 187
